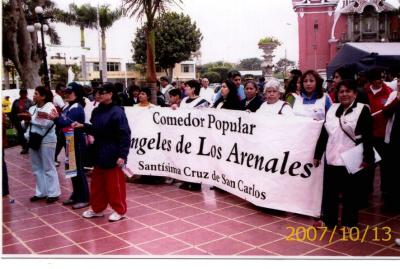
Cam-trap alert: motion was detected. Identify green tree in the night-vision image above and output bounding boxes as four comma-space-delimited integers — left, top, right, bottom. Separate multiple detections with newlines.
197, 61, 236, 82
237, 58, 262, 71
99, 5, 123, 82
275, 58, 296, 78
50, 63, 68, 84
202, 71, 220, 83
123, 0, 182, 104
132, 12, 202, 81
2, 0, 61, 89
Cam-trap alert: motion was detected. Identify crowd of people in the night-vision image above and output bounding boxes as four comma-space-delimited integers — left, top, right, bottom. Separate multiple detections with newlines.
2, 67, 399, 234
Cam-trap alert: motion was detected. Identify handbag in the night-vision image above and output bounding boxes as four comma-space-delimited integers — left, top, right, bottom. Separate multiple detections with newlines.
338, 117, 381, 174
28, 122, 55, 151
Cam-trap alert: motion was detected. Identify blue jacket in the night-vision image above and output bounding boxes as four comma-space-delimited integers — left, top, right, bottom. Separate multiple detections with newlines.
85, 103, 131, 169
55, 102, 86, 153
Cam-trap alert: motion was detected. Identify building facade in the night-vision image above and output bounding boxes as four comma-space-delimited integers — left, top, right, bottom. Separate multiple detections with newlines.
292, 0, 400, 74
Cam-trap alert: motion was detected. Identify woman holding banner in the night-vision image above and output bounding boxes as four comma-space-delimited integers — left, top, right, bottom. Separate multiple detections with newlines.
313, 80, 374, 233
212, 80, 242, 110
257, 79, 294, 116
292, 70, 332, 121
55, 82, 89, 210
134, 87, 157, 109
72, 83, 131, 222
179, 80, 209, 190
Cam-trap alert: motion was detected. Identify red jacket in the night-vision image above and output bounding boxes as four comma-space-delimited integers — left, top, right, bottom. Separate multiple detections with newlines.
365, 83, 392, 138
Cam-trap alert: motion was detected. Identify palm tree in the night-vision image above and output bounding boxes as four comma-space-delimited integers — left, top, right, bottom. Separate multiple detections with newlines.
123, 0, 182, 104
56, 3, 97, 48
56, 3, 97, 81
99, 5, 123, 82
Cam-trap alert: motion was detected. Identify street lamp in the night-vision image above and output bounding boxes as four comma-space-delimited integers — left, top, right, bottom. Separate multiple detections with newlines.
26, 5, 53, 88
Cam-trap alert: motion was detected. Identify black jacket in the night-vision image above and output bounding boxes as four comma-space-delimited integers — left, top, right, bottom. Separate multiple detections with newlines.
85, 103, 131, 169
241, 95, 263, 112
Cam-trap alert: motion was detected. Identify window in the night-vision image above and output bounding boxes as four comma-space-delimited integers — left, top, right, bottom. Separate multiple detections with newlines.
107, 62, 120, 72
181, 64, 194, 73
93, 62, 100, 71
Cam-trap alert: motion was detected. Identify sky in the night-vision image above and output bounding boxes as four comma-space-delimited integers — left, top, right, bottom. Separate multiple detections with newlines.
51, 0, 400, 66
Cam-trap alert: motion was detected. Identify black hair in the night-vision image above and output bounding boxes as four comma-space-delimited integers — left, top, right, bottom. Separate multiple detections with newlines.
290, 69, 302, 77
114, 82, 124, 93
139, 87, 152, 99
228, 70, 241, 80
128, 84, 140, 94
160, 76, 169, 83
284, 75, 301, 100
19, 89, 28, 96
213, 80, 241, 110
168, 88, 181, 97
35, 85, 53, 104
368, 68, 384, 82
334, 66, 353, 81
300, 70, 324, 99
336, 79, 358, 93
55, 82, 66, 92
244, 80, 258, 91
70, 85, 86, 108
185, 80, 201, 96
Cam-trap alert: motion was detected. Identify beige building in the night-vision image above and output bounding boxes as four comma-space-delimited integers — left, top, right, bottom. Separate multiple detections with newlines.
49, 55, 197, 86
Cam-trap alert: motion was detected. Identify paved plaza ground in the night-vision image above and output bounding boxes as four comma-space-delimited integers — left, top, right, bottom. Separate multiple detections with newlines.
2, 146, 400, 257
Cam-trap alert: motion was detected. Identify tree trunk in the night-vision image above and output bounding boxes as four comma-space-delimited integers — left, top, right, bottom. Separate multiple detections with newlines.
3, 64, 10, 89
80, 26, 85, 48
101, 29, 107, 83
163, 67, 174, 83
146, 28, 158, 104
3, 0, 42, 89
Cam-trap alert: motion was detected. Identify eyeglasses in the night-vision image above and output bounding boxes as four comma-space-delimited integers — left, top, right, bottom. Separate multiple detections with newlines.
98, 91, 111, 95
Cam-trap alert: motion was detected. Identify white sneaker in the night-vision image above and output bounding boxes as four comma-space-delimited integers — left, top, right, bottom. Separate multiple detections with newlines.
108, 211, 125, 222
82, 209, 104, 218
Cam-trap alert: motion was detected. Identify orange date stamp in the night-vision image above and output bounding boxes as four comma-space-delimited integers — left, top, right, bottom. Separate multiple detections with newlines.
285, 225, 392, 243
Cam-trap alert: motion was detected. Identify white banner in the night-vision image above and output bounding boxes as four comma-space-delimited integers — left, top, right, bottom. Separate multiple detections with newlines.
125, 107, 324, 217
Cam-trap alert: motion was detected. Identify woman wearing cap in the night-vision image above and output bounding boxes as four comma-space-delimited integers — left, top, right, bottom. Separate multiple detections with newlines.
257, 79, 294, 116
313, 79, 374, 233
134, 87, 157, 109
292, 70, 332, 121
24, 86, 61, 203
72, 83, 131, 222
55, 82, 89, 209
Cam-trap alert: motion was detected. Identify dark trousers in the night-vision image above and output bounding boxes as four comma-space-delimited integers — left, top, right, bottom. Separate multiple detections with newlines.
14, 121, 28, 150
322, 165, 359, 227
2, 151, 9, 197
383, 142, 400, 209
55, 126, 66, 162
68, 133, 89, 203
365, 138, 387, 192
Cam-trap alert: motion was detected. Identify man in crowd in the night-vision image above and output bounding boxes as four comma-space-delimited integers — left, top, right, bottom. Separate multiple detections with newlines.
199, 78, 215, 105
9, 89, 33, 154
160, 76, 174, 105
53, 83, 66, 167
363, 68, 392, 206
214, 70, 246, 102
